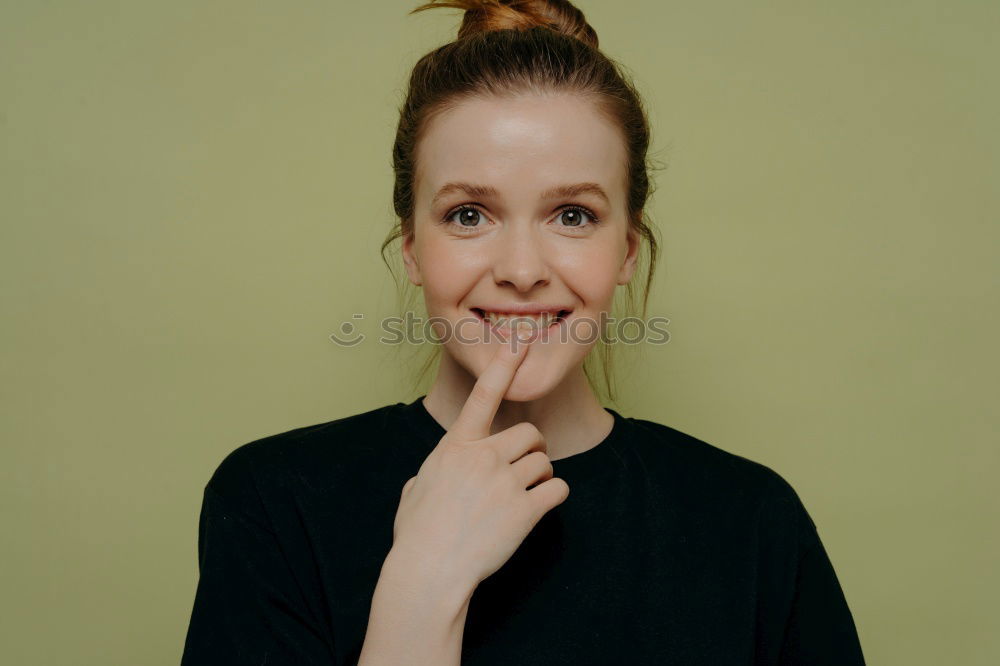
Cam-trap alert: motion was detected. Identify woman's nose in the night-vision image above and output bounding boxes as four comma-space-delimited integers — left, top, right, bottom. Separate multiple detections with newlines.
490, 224, 551, 291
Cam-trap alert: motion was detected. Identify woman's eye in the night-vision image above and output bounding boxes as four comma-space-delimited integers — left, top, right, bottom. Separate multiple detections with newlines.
443, 205, 599, 232
555, 206, 599, 228
445, 206, 487, 231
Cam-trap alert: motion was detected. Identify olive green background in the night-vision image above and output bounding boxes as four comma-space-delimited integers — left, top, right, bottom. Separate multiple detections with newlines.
2, 1, 997, 664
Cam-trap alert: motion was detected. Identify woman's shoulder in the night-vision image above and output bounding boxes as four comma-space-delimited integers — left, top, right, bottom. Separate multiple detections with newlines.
202, 401, 409, 503
623, 414, 810, 514
622, 414, 819, 547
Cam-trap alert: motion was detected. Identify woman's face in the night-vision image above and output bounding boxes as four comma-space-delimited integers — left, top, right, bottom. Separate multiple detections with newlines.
403, 91, 639, 401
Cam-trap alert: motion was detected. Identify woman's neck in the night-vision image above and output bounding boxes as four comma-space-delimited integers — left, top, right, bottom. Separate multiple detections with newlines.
422, 352, 614, 462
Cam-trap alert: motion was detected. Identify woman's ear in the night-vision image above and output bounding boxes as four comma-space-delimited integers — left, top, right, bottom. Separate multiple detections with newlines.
617, 224, 640, 285
401, 230, 423, 286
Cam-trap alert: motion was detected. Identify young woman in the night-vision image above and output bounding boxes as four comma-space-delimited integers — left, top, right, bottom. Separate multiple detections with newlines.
181, 2, 866, 664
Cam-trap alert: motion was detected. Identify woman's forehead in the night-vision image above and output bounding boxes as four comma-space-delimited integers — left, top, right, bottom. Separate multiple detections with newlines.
415, 93, 627, 206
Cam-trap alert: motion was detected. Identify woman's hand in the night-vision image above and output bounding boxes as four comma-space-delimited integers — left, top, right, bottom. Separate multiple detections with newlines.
389, 332, 571, 592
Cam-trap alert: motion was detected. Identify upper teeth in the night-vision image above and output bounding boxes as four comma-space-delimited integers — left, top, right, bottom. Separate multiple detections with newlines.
481, 311, 561, 328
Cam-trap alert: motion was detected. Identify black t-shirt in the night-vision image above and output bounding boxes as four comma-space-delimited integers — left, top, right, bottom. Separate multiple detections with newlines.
181, 397, 866, 665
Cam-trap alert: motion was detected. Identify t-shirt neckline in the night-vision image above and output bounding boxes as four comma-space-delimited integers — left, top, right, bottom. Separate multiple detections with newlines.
397, 395, 631, 480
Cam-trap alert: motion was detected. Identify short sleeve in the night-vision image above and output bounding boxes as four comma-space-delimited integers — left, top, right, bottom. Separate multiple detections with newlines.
180, 449, 335, 665
777, 533, 867, 665
753, 471, 866, 665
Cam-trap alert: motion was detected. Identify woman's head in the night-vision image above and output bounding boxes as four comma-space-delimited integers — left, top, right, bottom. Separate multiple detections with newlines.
382, 0, 660, 402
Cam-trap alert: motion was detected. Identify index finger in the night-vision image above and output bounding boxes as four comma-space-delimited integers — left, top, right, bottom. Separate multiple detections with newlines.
449, 334, 533, 441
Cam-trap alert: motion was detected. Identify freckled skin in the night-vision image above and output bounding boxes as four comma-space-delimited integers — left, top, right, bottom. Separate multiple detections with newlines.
402, 92, 640, 454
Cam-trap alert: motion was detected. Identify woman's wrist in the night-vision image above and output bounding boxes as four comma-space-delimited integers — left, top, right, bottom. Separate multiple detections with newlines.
380, 545, 479, 611
359, 550, 473, 666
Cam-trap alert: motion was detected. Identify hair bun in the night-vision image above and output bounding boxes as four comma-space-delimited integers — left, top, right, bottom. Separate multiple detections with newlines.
412, 0, 599, 49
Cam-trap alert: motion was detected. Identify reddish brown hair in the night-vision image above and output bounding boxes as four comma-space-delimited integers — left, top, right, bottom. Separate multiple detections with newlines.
381, 0, 662, 402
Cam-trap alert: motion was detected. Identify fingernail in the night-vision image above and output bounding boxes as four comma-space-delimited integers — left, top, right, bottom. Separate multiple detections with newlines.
517, 327, 532, 342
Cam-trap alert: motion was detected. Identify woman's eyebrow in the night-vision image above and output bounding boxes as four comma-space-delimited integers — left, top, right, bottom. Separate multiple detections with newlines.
432, 182, 499, 206
431, 182, 610, 206
540, 182, 610, 205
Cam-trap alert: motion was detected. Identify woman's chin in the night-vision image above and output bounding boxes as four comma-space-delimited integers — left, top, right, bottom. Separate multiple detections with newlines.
501, 385, 549, 403
453, 341, 577, 402
500, 368, 558, 402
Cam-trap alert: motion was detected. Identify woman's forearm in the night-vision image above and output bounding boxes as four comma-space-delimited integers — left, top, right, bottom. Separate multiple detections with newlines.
357, 548, 477, 666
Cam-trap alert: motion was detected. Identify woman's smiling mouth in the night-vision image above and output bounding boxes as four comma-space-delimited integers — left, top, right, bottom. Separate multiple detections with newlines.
470, 307, 572, 336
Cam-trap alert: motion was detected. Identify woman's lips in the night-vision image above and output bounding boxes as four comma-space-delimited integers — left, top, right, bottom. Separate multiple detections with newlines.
470, 308, 570, 337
